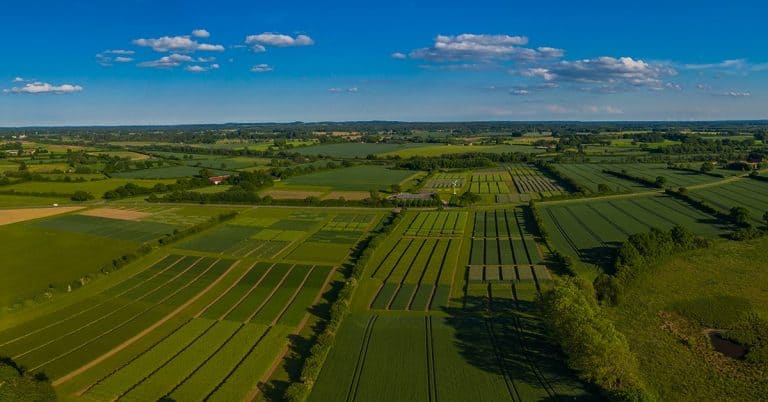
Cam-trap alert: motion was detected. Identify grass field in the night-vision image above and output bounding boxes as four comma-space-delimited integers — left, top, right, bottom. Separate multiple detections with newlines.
607, 237, 768, 401
688, 177, 768, 224
293, 143, 431, 158
379, 144, 545, 158
280, 165, 419, 191
2, 178, 177, 197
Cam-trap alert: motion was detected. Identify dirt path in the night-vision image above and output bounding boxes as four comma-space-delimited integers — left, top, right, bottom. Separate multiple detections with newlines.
52, 260, 240, 387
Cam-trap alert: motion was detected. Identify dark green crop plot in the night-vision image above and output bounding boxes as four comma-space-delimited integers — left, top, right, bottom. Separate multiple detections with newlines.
32, 214, 178, 243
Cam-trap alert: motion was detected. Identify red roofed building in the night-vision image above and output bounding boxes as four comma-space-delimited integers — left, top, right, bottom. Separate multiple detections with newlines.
208, 175, 230, 185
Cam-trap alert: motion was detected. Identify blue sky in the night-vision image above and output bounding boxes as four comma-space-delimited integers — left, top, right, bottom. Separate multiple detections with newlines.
1, 0, 766, 125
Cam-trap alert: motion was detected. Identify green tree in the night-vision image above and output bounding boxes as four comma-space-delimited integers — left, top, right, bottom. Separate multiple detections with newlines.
71, 191, 94, 202
700, 162, 715, 173
730, 206, 751, 227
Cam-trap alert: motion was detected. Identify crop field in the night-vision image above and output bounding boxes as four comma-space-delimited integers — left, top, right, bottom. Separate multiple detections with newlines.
555, 163, 650, 192
468, 171, 512, 194
293, 142, 431, 158
688, 178, 768, 224
280, 165, 419, 191
111, 165, 229, 179
540, 195, 729, 277
507, 164, 564, 199
424, 173, 466, 192
33, 214, 179, 243
1, 178, 177, 197
378, 143, 545, 158
365, 211, 466, 311
0, 206, 83, 226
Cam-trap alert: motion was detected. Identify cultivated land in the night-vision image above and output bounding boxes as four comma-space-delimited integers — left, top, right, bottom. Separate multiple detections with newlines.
1, 123, 768, 401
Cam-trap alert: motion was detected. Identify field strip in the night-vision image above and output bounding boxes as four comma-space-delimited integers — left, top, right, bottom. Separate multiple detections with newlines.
162, 324, 246, 399
220, 263, 277, 321
194, 261, 259, 319
13, 257, 203, 359
0, 254, 179, 349
29, 258, 218, 371
52, 259, 240, 387
74, 318, 194, 396
245, 265, 296, 323
425, 316, 438, 402
270, 266, 315, 326
243, 265, 335, 402
484, 318, 521, 402
112, 321, 219, 401
345, 315, 378, 402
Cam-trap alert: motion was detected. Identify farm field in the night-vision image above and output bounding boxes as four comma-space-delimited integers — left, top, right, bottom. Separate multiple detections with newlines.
1, 178, 177, 198
279, 165, 419, 192
688, 177, 768, 224
366, 211, 466, 311
379, 143, 545, 158
554, 163, 650, 193
110, 165, 230, 179
507, 164, 564, 200
423, 172, 466, 194
539, 194, 729, 277
293, 142, 431, 158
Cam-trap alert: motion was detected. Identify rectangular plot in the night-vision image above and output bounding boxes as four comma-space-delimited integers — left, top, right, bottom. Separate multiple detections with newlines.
498, 239, 514, 266
512, 239, 529, 265
484, 239, 499, 265
371, 283, 398, 310
409, 285, 434, 311
430, 285, 451, 310
224, 264, 292, 322
485, 266, 501, 282
390, 284, 417, 310
501, 266, 516, 281
517, 266, 534, 281
250, 265, 312, 325
277, 265, 333, 327
470, 239, 484, 266
468, 266, 484, 282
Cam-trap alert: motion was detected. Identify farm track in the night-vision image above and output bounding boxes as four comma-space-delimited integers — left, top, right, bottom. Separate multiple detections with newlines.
0, 254, 181, 349
53, 259, 240, 387
13, 257, 205, 361
425, 316, 438, 402
346, 315, 378, 402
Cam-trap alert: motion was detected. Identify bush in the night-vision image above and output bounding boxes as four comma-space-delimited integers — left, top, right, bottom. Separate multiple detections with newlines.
71, 190, 94, 201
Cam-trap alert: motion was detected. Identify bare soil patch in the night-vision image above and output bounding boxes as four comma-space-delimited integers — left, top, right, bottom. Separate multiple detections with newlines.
79, 208, 152, 221
0, 206, 84, 226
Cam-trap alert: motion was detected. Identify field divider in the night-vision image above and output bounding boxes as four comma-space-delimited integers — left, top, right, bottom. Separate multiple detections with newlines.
244, 265, 296, 324
205, 326, 274, 400
0, 254, 180, 349
196, 260, 259, 319
52, 259, 240, 387
14, 256, 204, 360
219, 263, 276, 321
385, 239, 429, 310
407, 240, 442, 310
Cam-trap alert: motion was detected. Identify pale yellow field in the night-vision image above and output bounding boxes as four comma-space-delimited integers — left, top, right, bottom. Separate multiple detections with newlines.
0, 206, 84, 226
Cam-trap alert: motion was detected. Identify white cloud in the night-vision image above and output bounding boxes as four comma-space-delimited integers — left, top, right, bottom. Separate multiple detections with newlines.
12, 77, 25, 83
406, 33, 561, 63
510, 89, 529, 96
696, 83, 710, 90
665, 82, 682, 91
103, 49, 135, 55
185, 63, 220, 73
391, 52, 407, 59
684, 59, 746, 70
114, 57, 134, 63
245, 33, 314, 51
4, 82, 83, 94
523, 56, 676, 90
328, 87, 359, 93
718, 91, 751, 97
197, 57, 216, 63
192, 29, 210, 38
584, 105, 624, 114
138, 53, 194, 68
133, 35, 224, 52
250, 63, 274, 73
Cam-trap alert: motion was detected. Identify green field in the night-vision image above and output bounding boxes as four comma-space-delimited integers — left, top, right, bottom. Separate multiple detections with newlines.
281, 165, 419, 191
294, 143, 431, 158
689, 177, 768, 224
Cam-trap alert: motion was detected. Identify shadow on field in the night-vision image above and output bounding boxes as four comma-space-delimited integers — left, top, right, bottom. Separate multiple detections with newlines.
578, 244, 620, 271
441, 292, 602, 401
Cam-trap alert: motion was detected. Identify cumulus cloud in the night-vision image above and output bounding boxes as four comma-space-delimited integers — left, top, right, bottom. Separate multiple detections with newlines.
406, 33, 562, 63
684, 59, 746, 70
510, 89, 529, 96
391, 52, 407, 59
114, 57, 134, 63
138, 53, 194, 68
245, 33, 314, 52
4, 82, 83, 94
328, 87, 359, 93
192, 29, 210, 38
250, 63, 274, 73
522, 56, 676, 90
12, 77, 25, 83
133, 35, 224, 52
185, 63, 219, 72
718, 91, 751, 97
103, 49, 135, 55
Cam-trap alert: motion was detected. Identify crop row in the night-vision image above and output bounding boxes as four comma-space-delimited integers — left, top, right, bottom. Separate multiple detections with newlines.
469, 181, 509, 194
403, 211, 467, 237
473, 209, 535, 239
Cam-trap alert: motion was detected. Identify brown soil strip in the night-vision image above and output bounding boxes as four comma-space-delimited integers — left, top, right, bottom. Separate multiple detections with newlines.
52, 260, 240, 387
0, 206, 84, 226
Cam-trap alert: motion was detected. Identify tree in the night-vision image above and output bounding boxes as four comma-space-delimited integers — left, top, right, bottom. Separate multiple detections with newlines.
763, 211, 768, 228
597, 183, 610, 193
700, 162, 715, 173
18, 161, 27, 171
71, 191, 94, 202
730, 206, 751, 227
594, 273, 622, 306
654, 176, 667, 188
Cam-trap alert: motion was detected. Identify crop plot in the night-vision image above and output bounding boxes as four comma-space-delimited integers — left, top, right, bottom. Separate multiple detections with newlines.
689, 178, 768, 225
424, 173, 466, 192
32, 214, 178, 243
468, 171, 512, 194
507, 164, 564, 199
402, 211, 467, 237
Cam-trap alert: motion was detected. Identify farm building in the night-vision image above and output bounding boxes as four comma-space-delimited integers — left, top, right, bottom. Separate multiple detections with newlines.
208, 175, 230, 185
